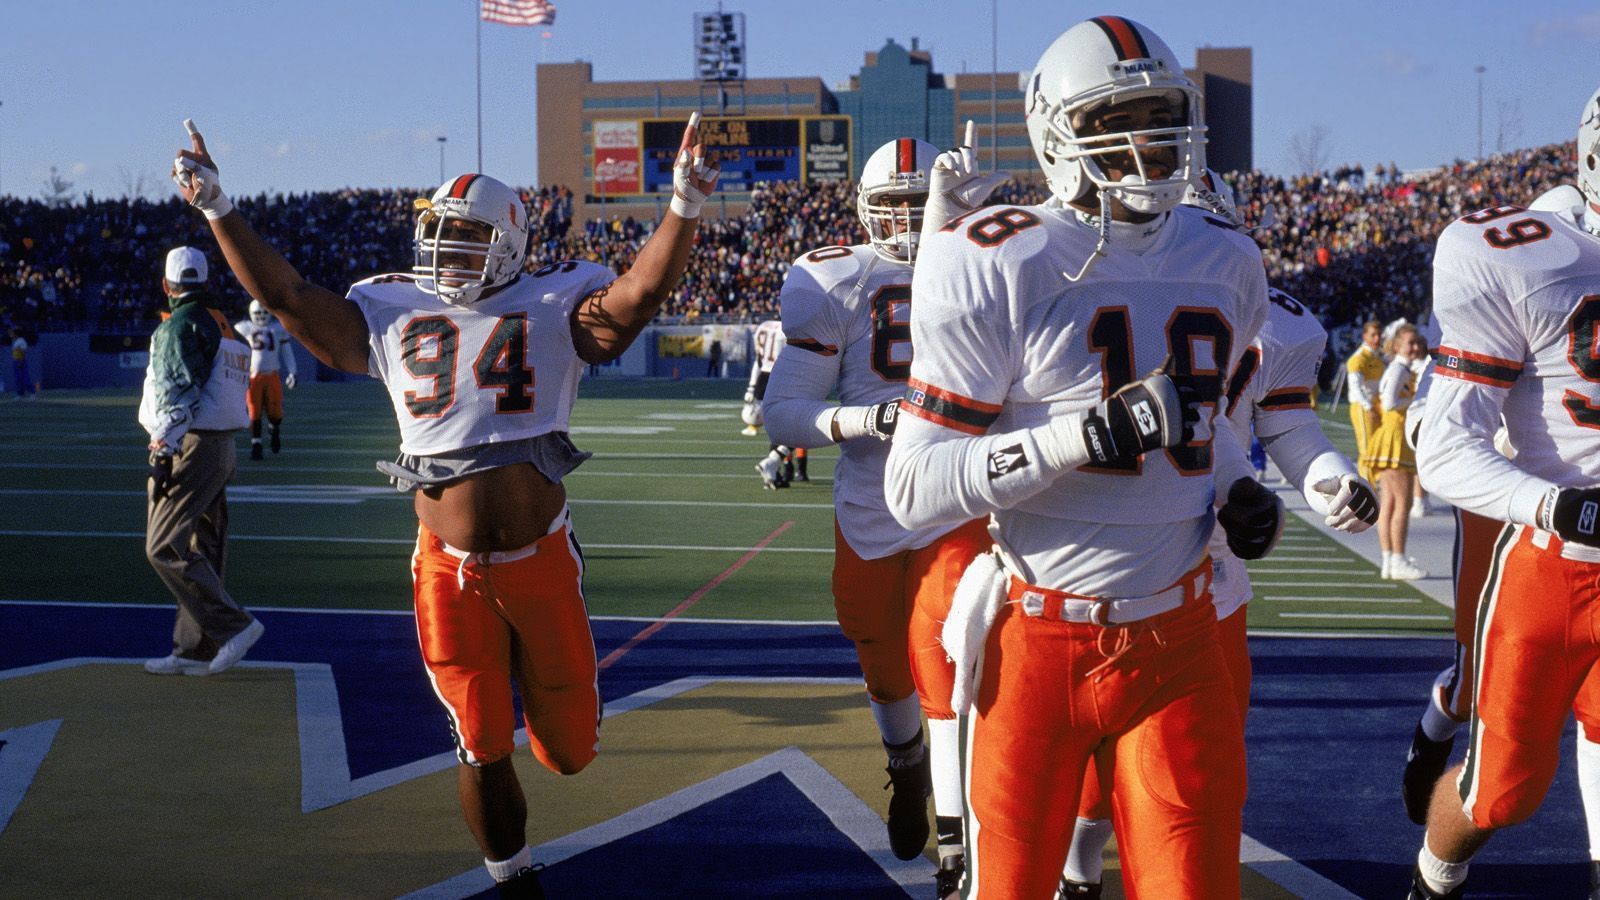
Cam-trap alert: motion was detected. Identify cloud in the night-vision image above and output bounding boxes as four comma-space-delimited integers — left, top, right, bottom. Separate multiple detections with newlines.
1376, 49, 1432, 77
1532, 13, 1600, 44
270, 142, 291, 158
69, 162, 90, 177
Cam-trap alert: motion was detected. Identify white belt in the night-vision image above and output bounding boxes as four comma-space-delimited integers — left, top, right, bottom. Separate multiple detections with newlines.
1011, 560, 1212, 626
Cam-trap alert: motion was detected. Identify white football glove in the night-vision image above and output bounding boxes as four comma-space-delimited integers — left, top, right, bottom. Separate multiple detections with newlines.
921, 120, 1010, 242
284, 373, 297, 390
1311, 474, 1379, 533
172, 119, 234, 220
669, 114, 721, 220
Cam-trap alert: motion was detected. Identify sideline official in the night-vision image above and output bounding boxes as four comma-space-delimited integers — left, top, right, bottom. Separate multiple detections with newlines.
139, 246, 263, 676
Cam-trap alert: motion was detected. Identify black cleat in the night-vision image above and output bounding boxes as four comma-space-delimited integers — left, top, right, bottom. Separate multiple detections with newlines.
495, 864, 546, 900
1056, 877, 1103, 899
885, 754, 932, 861
934, 852, 964, 900
1403, 723, 1455, 825
250, 443, 264, 461
1408, 864, 1464, 900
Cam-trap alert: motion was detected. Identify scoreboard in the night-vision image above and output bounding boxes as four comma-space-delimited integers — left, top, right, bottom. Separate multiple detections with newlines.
591, 115, 852, 196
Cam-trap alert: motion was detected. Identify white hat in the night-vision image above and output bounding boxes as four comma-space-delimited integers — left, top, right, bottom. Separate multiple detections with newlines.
164, 246, 208, 285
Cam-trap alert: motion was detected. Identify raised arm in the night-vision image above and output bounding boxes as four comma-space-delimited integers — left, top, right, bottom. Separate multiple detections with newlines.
172, 122, 369, 373
571, 116, 720, 364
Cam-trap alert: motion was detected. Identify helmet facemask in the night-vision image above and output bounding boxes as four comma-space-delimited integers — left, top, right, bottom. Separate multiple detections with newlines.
858, 185, 929, 263
1578, 88, 1600, 238
412, 203, 522, 306
1049, 88, 1204, 217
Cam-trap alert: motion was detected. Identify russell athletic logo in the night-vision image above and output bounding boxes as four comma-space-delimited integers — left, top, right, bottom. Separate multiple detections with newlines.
987, 444, 1030, 480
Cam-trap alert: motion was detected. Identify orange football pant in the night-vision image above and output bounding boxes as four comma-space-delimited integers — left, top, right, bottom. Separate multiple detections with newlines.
1460, 525, 1600, 828
903, 517, 993, 719
247, 373, 285, 422
1076, 599, 1253, 822
833, 517, 989, 707
412, 518, 600, 774
968, 564, 1245, 900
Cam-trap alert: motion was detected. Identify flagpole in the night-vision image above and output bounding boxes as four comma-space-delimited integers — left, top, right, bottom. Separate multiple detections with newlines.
476, 2, 484, 173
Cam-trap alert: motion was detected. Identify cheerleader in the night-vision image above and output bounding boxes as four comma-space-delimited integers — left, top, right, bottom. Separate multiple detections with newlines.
1363, 323, 1429, 580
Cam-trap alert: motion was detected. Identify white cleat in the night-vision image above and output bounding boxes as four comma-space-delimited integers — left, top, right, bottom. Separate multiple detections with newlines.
756, 456, 782, 490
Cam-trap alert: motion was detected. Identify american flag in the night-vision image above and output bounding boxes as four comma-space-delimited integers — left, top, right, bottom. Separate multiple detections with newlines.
481, 0, 555, 26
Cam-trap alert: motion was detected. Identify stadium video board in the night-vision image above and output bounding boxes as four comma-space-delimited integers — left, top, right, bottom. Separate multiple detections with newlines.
591, 115, 852, 196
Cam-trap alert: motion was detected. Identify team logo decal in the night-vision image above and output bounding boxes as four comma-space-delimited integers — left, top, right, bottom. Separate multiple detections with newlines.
987, 443, 1030, 479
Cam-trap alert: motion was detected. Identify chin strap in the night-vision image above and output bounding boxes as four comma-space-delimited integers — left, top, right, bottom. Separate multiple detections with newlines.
1064, 191, 1111, 283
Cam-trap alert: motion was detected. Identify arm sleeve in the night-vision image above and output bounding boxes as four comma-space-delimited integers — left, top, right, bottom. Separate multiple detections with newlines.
1345, 369, 1371, 408
1415, 238, 1551, 524
1379, 361, 1411, 411
1211, 412, 1256, 498
763, 349, 842, 449
146, 311, 218, 447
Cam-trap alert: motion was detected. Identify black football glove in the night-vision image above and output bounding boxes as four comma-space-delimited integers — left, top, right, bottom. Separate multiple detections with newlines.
148, 449, 175, 498
1218, 476, 1284, 560
1080, 362, 1198, 467
863, 400, 900, 440
1545, 486, 1600, 548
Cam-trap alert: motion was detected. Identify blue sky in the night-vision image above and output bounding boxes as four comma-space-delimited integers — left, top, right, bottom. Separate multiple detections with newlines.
6, 0, 1599, 199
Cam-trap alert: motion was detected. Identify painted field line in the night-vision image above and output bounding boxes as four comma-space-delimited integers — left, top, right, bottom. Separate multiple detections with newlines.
0, 600, 843, 627
0, 462, 834, 481
1275, 611, 1448, 621
1249, 579, 1398, 589
0, 530, 834, 553
1247, 567, 1380, 576
1261, 595, 1422, 604
598, 521, 796, 670
1248, 555, 1354, 563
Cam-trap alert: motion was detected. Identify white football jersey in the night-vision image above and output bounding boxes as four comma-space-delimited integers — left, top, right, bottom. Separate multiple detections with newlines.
1210, 288, 1327, 616
350, 263, 613, 456
895, 204, 1268, 596
753, 319, 785, 373
1420, 204, 1600, 558
774, 244, 954, 558
234, 319, 295, 377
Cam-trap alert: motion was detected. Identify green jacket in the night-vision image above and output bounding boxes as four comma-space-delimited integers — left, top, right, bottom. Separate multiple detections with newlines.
139, 289, 227, 447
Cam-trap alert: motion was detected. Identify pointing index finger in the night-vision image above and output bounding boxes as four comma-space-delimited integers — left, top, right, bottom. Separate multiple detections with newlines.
963, 120, 975, 150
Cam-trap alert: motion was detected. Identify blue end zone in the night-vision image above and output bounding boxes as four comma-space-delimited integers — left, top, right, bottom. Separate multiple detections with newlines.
464, 774, 909, 898
4, 602, 1594, 895
1246, 635, 1588, 897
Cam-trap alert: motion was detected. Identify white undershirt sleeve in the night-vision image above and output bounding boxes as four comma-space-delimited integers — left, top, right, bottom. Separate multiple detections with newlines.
762, 346, 844, 449
1415, 374, 1554, 526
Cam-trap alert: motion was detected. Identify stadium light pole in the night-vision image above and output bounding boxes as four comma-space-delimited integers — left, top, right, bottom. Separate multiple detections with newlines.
990, 0, 998, 169
438, 136, 447, 185
1475, 65, 1486, 160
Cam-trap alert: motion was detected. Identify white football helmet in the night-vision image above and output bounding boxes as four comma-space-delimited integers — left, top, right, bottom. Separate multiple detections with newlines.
1181, 168, 1244, 229
248, 299, 272, 326
1579, 87, 1600, 232
1025, 16, 1205, 216
857, 138, 939, 263
413, 173, 529, 305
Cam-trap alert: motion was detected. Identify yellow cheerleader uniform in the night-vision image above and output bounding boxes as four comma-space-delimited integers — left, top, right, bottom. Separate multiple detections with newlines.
1363, 360, 1416, 473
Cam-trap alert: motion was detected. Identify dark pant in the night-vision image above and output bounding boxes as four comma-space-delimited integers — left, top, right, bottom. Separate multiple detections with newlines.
145, 430, 252, 658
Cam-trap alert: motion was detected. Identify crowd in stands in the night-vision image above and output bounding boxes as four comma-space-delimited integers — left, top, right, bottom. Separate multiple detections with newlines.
0, 143, 1574, 340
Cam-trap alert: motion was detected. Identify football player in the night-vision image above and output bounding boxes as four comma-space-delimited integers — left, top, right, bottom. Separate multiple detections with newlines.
1406, 89, 1600, 900
170, 117, 718, 899
1400, 183, 1600, 867
884, 17, 1273, 898
1058, 172, 1379, 898
745, 317, 799, 486
234, 299, 298, 460
762, 130, 1005, 896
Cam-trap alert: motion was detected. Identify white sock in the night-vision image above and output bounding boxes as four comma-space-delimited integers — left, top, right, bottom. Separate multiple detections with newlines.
1578, 723, 1600, 860
928, 717, 964, 818
1417, 841, 1469, 895
484, 845, 531, 882
872, 694, 924, 752
1420, 690, 1463, 743
1063, 817, 1115, 884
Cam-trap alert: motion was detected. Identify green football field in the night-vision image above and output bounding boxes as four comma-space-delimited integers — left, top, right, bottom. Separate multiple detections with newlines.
0, 379, 1444, 637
